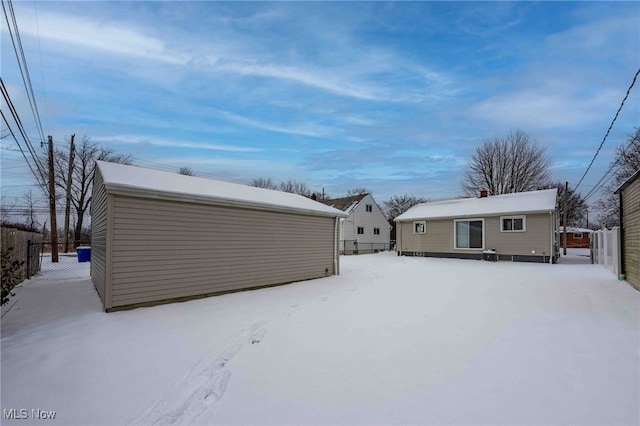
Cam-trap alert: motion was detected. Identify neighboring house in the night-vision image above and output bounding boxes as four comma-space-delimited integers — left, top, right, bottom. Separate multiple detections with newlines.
320, 194, 391, 254
615, 169, 640, 291
91, 161, 347, 312
559, 227, 593, 248
395, 189, 558, 263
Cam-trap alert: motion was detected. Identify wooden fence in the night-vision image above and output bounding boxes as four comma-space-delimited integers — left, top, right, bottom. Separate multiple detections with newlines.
1, 226, 43, 281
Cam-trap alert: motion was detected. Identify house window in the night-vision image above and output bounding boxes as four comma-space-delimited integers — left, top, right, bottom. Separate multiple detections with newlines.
455, 219, 484, 249
357, 227, 364, 235
501, 215, 526, 232
374, 227, 380, 235
366, 204, 372, 212
573, 233, 583, 239
413, 221, 426, 234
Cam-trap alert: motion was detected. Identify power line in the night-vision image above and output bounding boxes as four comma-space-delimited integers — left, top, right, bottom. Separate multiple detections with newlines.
0, 109, 46, 193
2, 0, 46, 145
32, 0, 49, 135
574, 67, 640, 192
0, 77, 47, 189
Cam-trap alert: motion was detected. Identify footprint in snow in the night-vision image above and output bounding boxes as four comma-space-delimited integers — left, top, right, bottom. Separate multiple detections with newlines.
249, 328, 266, 344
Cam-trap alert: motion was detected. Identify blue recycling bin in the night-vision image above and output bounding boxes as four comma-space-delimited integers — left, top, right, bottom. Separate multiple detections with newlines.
76, 246, 91, 262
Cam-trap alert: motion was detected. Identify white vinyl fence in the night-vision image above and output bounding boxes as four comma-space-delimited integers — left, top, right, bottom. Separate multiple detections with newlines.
591, 227, 621, 277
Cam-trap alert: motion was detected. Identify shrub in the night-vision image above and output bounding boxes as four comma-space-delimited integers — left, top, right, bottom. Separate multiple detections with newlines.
1, 247, 24, 305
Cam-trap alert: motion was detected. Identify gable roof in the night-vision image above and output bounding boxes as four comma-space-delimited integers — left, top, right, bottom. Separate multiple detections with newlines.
96, 161, 347, 218
614, 169, 640, 194
319, 194, 368, 214
395, 189, 557, 221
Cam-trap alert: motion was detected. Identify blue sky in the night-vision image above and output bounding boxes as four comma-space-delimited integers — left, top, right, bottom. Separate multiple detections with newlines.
1, 1, 639, 215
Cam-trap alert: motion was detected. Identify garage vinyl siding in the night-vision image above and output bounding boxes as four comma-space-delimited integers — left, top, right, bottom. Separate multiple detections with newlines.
485, 214, 551, 256
110, 196, 335, 308
90, 169, 108, 302
622, 181, 640, 290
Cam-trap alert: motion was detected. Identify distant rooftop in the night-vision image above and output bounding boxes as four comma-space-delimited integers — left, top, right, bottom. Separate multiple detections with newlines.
395, 189, 557, 221
319, 194, 368, 214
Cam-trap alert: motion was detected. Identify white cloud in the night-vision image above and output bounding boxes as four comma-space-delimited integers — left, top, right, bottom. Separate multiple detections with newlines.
93, 135, 262, 153
472, 88, 622, 130
213, 110, 335, 138
16, 11, 189, 65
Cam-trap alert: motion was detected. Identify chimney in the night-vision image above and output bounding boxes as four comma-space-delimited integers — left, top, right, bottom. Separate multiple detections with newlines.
480, 188, 488, 198
311, 193, 317, 200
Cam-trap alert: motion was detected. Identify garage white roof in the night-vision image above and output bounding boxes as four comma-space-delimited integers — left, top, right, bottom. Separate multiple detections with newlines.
97, 161, 347, 218
395, 189, 557, 221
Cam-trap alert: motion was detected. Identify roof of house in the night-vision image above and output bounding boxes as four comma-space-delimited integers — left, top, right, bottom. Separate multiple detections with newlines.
395, 189, 557, 221
560, 227, 593, 233
614, 169, 640, 194
96, 161, 348, 218
319, 194, 368, 214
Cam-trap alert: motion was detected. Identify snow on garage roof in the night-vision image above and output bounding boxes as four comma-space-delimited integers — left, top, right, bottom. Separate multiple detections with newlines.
96, 161, 347, 217
395, 189, 557, 221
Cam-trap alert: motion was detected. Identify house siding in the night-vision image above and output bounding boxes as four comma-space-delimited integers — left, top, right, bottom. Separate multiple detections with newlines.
108, 195, 336, 309
399, 213, 553, 261
90, 168, 108, 303
340, 194, 391, 253
621, 178, 640, 290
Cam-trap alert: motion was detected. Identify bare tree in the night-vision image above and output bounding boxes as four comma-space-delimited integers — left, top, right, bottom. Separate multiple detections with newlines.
178, 166, 195, 176
596, 127, 640, 227
249, 177, 278, 190
22, 190, 41, 229
461, 130, 550, 197
382, 194, 429, 220
279, 179, 311, 197
346, 187, 369, 196
50, 136, 132, 245
0, 196, 17, 222
552, 182, 588, 228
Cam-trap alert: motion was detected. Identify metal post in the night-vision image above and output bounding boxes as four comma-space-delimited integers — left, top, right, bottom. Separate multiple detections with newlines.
26, 239, 31, 279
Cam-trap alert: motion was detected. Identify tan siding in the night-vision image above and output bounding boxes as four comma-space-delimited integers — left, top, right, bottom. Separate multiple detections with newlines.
485, 214, 552, 257
399, 213, 552, 257
622, 179, 640, 290
110, 196, 335, 308
90, 169, 107, 303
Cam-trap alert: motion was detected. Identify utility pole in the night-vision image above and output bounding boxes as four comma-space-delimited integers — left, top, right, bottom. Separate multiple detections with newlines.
48, 136, 59, 262
563, 181, 568, 256
63, 134, 75, 252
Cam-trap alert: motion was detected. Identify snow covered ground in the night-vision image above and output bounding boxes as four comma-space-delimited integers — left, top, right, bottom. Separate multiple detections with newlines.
2, 253, 638, 425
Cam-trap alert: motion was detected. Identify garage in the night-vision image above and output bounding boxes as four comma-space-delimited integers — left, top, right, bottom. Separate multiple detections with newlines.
616, 169, 640, 291
91, 161, 347, 311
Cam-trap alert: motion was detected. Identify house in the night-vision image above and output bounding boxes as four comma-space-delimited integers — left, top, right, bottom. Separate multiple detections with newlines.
394, 189, 558, 263
91, 161, 348, 312
320, 194, 391, 254
615, 169, 640, 290
559, 227, 593, 248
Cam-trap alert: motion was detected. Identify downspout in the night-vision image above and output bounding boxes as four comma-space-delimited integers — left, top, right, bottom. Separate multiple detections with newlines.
397, 220, 402, 256
334, 216, 339, 275
619, 190, 625, 279
549, 212, 556, 264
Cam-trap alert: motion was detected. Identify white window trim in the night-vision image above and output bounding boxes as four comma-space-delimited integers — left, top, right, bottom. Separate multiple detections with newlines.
365, 204, 373, 212
374, 227, 380, 235
573, 233, 583, 239
357, 226, 365, 235
500, 215, 526, 233
453, 218, 485, 250
413, 221, 426, 234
